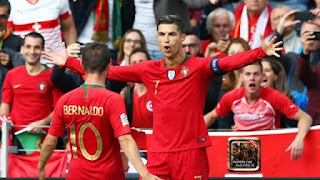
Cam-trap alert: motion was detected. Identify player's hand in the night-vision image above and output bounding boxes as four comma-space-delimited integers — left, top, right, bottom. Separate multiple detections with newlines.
42, 42, 69, 66
140, 173, 164, 180
285, 138, 304, 160
28, 120, 45, 134
38, 167, 45, 180
0, 52, 10, 66
67, 43, 81, 58
260, 34, 283, 57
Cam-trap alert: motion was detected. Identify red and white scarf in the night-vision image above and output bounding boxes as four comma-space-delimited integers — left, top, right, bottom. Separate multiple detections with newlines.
240, 6, 269, 48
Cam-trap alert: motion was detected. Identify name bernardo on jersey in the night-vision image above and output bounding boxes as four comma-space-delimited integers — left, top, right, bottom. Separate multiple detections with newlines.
63, 105, 104, 116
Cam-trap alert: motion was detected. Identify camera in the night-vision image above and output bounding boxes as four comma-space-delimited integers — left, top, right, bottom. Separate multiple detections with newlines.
308, 31, 320, 41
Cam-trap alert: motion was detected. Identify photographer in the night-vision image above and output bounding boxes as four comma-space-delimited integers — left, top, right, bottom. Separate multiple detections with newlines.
268, 5, 301, 53
296, 21, 320, 126
267, 20, 320, 115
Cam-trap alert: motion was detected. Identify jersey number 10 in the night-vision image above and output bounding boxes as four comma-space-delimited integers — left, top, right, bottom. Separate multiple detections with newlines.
69, 123, 103, 161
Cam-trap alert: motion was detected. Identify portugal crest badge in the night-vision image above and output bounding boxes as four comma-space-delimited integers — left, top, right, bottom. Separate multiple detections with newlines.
167, 70, 175, 80
180, 66, 189, 77
39, 82, 46, 92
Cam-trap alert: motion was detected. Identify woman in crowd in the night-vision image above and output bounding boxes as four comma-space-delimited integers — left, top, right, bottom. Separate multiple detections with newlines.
261, 58, 296, 128
222, 37, 251, 91
117, 29, 147, 66
261, 58, 292, 99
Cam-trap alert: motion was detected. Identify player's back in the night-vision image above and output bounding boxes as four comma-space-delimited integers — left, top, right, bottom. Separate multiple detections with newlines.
60, 84, 128, 180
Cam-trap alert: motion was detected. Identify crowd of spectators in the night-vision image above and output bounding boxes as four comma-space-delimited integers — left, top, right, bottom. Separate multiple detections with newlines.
0, 0, 319, 167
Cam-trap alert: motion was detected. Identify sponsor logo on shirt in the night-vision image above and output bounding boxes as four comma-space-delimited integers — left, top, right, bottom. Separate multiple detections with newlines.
13, 84, 22, 89
167, 70, 175, 80
146, 100, 153, 112
290, 105, 295, 109
63, 105, 104, 116
198, 137, 206, 142
120, 113, 129, 126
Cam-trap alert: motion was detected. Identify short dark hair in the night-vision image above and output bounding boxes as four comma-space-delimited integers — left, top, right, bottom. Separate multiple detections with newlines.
129, 48, 151, 65
82, 42, 110, 74
22, 32, 45, 48
0, 0, 11, 15
185, 30, 198, 36
239, 61, 263, 73
157, 14, 184, 33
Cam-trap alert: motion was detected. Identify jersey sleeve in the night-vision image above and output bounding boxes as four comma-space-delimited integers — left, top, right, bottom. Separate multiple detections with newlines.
214, 91, 234, 117
272, 91, 300, 119
1, 72, 13, 104
65, 57, 143, 83
108, 95, 131, 138
48, 97, 66, 137
107, 63, 143, 83
58, 0, 71, 20
201, 57, 222, 77
215, 47, 267, 74
65, 57, 86, 75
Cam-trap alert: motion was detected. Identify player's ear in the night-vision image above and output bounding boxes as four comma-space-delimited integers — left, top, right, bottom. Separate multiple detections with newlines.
181, 33, 186, 42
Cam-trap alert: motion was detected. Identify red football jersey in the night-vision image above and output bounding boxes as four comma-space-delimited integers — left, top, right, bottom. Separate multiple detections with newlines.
65, 48, 267, 152
1, 66, 60, 132
49, 84, 130, 180
215, 86, 299, 131
132, 90, 153, 128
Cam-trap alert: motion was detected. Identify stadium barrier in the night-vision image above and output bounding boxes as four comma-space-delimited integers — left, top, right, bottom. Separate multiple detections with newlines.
135, 126, 320, 177
1, 123, 320, 178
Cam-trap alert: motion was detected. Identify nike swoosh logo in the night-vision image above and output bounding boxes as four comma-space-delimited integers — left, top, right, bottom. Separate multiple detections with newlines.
13, 84, 22, 89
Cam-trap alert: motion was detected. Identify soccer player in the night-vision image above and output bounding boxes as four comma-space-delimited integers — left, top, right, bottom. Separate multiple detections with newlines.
43, 14, 282, 180
38, 43, 160, 180
204, 62, 312, 160
0, 32, 60, 135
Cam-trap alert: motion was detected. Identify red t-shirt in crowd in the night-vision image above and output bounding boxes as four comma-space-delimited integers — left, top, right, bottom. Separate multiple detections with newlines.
65, 48, 267, 152
132, 90, 153, 128
232, 3, 273, 40
49, 84, 130, 180
215, 86, 299, 131
2, 66, 61, 132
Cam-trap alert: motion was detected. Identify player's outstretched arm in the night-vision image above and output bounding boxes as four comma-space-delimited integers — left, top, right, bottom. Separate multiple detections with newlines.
204, 109, 219, 127
118, 134, 163, 180
215, 35, 283, 74
285, 109, 312, 160
38, 134, 58, 180
42, 42, 69, 66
